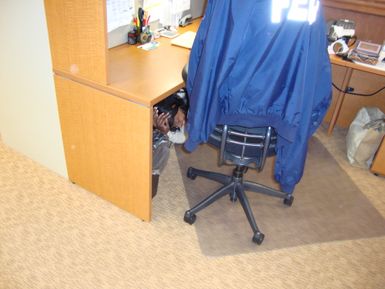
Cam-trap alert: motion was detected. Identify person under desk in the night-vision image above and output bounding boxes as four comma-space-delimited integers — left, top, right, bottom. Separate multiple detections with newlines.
152, 89, 189, 197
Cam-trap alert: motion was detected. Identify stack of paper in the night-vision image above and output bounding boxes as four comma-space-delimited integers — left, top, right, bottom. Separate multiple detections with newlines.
171, 31, 196, 49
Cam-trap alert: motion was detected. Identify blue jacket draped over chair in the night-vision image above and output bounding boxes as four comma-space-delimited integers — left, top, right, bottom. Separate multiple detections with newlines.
185, 0, 332, 193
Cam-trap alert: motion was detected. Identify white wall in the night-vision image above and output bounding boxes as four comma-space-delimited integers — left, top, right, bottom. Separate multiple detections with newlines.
0, 0, 67, 177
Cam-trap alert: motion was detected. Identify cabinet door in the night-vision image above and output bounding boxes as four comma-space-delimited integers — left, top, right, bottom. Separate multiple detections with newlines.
55, 75, 152, 221
45, 0, 108, 84
371, 138, 385, 176
337, 71, 385, 128
324, 65, 385, 128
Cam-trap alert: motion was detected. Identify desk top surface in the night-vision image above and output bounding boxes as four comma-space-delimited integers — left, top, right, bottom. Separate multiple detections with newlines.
104, 19, 384, 107
107, 21, 200, 106
330, 54, 385, 77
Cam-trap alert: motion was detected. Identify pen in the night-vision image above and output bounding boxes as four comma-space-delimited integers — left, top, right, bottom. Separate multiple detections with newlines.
138, 8, 143, 32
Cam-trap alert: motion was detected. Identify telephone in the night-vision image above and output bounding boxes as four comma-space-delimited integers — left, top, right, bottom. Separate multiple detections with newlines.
327, 19, 356, 42
179, 14, 192, 27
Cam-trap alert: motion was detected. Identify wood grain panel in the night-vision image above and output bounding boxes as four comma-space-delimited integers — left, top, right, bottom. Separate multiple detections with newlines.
323, 3, 385, 43
55, 75, 152, 221
107, 21, 200, 106
323, 0, 385, 16
44, 0, 108, 84
330, 55, 385, 77
335, 70, 385, 128
371, 137, 385, 175
324, 64, 348, 123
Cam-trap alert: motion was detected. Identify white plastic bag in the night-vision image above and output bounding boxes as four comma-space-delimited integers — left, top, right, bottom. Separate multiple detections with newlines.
346, 107, 385, 168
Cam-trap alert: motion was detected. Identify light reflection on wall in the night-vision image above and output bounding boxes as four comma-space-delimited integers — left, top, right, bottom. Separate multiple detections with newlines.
271, 0, 320, 25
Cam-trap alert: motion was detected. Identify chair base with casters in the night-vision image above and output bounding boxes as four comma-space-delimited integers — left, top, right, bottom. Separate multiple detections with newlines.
183, 125, 294, 245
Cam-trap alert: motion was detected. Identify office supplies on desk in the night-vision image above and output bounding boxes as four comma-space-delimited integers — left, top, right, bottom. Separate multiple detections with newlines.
349, 42, 383, 66
329, 39, 349, 56
159, 28, 179, 38
107, 0, 135, 32
327, 19, 356, 42
356, 41, 382, 57
179, 14, 192, 27
138, 7, 144, 32
135, 8, 153, 44
350, 51, 385, 71
171, 31, 196, 49
127, 22, 138, 45
137, 41, 159, 51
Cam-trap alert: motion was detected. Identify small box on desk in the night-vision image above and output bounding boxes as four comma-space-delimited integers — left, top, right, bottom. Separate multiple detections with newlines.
349, 41, 382, 65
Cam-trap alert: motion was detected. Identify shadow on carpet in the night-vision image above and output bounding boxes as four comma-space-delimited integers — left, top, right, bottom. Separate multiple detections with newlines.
175, 137, 385, 256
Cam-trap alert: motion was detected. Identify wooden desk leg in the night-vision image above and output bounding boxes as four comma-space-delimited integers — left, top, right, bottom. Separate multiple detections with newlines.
327, 67, 353, 136
371, 137, 385, 176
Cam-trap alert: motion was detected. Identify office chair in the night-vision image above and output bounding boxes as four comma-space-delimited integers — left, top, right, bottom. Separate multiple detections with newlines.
183, 125, 294, 244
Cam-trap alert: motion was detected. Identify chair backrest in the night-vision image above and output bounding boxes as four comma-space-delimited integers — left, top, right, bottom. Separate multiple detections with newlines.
208, 125, 277, 171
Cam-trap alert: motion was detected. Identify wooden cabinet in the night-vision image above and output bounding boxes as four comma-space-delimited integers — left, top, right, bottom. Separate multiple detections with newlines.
44, 0, 151, 220
44, 0, 108, 85
323, 0, 385, 17
44, 0, 192, 221
323, 64, 385, 129
55, 75, 152, 220
322, 3, 385, 130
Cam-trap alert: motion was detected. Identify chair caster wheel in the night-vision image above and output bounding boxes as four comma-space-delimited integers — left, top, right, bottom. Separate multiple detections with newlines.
252, 231, 264, 245
187, 167, 197, 180
283, 195, 294, 206
184, 211, 196, 225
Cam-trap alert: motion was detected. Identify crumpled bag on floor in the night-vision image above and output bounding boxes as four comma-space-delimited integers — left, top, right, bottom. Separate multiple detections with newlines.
346, 107, 385, 168
152, 130, 171, 175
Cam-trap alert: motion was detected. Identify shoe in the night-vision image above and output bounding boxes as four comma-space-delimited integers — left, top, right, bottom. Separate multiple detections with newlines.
167, 126, 187, 144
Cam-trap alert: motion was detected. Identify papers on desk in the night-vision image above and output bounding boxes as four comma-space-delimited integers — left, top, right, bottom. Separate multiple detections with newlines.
352, 51, 385, 72
171, 31, 196, 49
143, 0, 163, 22
107, 0, 135, 32
328, 44, 385, 73
137, 41, 160, 51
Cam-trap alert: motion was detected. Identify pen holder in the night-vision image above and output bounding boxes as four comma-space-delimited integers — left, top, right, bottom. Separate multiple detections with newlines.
128, 28, 138, 45
139, 31, 152, 44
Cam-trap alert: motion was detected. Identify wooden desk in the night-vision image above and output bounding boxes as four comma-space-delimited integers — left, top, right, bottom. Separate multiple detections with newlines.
371, 137, 385, 176
44, 0, 385, 219
327, 54, 385, 135
45, 0, 200, 221
327, 55, 385, 176
108, 22, 200, 106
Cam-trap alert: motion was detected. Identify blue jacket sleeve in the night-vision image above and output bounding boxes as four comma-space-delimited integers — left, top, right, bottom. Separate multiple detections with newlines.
274, 14, 332, 193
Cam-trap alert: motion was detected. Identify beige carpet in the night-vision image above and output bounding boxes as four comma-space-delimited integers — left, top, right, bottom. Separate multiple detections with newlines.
1, 126, 385, 289
175, 137, 385, 255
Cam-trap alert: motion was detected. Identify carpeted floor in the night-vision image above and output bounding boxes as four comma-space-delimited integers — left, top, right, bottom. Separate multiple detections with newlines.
1, 126, 385, 289
176, 136, 385, 255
